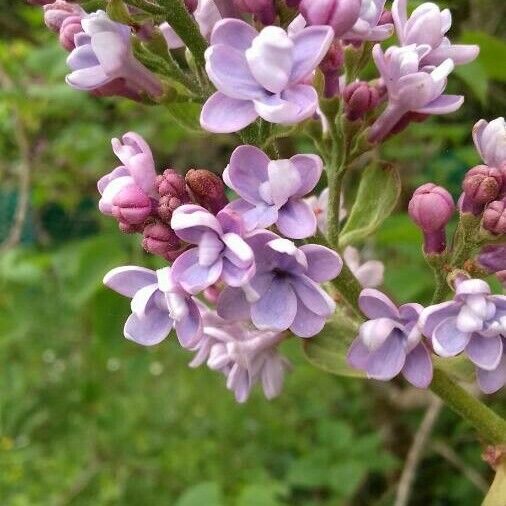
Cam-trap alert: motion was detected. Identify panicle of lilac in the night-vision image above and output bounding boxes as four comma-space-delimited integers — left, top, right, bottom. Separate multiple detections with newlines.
347, 289, 433, 388
343, 246, 384, 288
342, 0, 394, 42
170, 205, 255, 294
299, 0, 361, 37
66, 10, 163, 99
224, 145, 323, 239
217, 232, 342, 338
185, 169, 229, 215
234, 0, 276, 25
189, 306, 290, 402
142, 221, 187, 261
392, 0, 479, 66
160, 0, 221, 49
462, 165, 503, 207
473, 118, 506, 170
200, 18, 334, 133
103, 266, 202, 348
421, 277, 506, 394
369, 44, 463, 143
408, 183, 454, 254
43, 1, 84, 32
482, 199, 506, 236
343, 81, 380, 121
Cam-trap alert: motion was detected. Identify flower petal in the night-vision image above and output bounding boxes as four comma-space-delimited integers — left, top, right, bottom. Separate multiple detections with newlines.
124, 309, 173, 346
289, 302, 326, 338
359, 288, 400, 320
476, 354, 506, 394
299, 244, 343, 283
402, 343, 433, 388
174, 299, 202, 348
171, 204, 222, 244
347, 337, 370, 371
466, 334, 503, 371
432, 317, 471, 357
276, 199, 317, 239
359, 318, 399, 351
267, 159, 302, 208
414, 94, 464, 115
103, 266, 157, 297
217, 287, 251, 320
290, 275, 335, 317
366, 334, 406, 381
420, 301, 459, 337
289, 154, 324, 197
210, 18, 257, 51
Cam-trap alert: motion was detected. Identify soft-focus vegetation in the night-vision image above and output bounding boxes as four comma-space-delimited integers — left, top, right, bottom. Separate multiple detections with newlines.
0, 1, 505, 504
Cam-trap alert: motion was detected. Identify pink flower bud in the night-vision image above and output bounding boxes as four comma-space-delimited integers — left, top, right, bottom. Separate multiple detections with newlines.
299, 0, 361, 37
112, 185, 153, 225
463, 165, 503, 206
185, 0, 198, 13
409, 183, 454, 253
343, 81, 380, 121
43, 1, 83, 32
234, 0, 276, 24
142, 221, 185, 261
119, 222, 144, 234
155, 169, 188, 199
320, 41, 343, 97
185, 169, 228, 215
483, 200, 506, 235
158, 195, 185, 223
59, 15, 83, 51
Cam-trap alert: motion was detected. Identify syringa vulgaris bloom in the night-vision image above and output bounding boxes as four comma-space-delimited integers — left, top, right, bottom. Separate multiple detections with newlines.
103, 266, 202, 348
66, 10, 163, 98
217, 231, 342, 338
392, 0, 479, 67
200, 18, 334, 133
343, 0, 394, 42
473, 117, 506, 170
348, 289, 433, 388
224, 145, 323, 239
369, 44, 463, 143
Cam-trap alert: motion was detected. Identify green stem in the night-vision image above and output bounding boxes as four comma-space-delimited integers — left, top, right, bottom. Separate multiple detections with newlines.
124, 0, 165, 15
327, 166, 344, 249
157, 0, 208, 67
331, 261, 363, 318
430, 368, 506, 445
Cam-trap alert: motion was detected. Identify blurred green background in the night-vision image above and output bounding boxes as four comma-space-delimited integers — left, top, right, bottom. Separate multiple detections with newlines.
0, 1, 505, 505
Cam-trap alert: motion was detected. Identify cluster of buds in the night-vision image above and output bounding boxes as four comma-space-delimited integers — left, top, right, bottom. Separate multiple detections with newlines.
43, 1, 85, 51
342, 81, 381, 121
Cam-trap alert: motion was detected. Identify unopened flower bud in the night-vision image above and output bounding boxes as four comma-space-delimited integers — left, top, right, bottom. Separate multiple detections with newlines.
408, 183, 454, 253
142, 221, 185, 261
483, 200, 506, 235
119, 222, 144, 234
155, 169, 188, 199
234, 0, 276, 24
463, 165, 503, 206
158, 195, 185, 223
185, 169, 228, 215
300, 0, 361, 37
59, 15, 83, 51
43, 1, 83, 32
378, 9, 393, 25
343, 81, 380, 121
112, 185, 153, 225
320, 41, 343, 97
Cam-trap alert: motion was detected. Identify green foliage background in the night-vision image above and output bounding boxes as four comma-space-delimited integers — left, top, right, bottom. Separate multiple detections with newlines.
0, 1, 504, 504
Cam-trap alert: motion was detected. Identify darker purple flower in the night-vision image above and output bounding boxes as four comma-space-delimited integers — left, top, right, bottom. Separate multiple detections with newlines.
224, 145, 323, 239
392, 0, 479, 66
421, 278, 506, 374
478, 245, 506, 274
200, 18, 333, 133
348, 289, 433, 388
369, 44, 463, 143
103, 266, 202, 348
66, 10, 162, 98
463, 165, 503, 206
343, 81, 380, 121
217, 231, 342, 338
171, 205, 255, 294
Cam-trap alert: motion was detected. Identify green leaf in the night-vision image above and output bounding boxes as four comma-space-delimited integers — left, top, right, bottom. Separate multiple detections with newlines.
165, 102, 203, 134
460, 31, 506, 82
303, 318, 363, 378
237, 483, 287, 506
175, 482, 224, 506
339, 161, 401, 247
454, 61, 488, 105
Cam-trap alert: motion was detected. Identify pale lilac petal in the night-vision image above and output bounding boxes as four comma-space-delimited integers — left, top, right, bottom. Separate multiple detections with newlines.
222, 233, 254, 269
171, 204, 222, 244
289, 302, 326, 338
124, 309, 173, 346
472, 119, 487, 161
299, 244, 343, 283
456, 305, 484, 333
261, 354, 286, 399
66, 65, 110, 90
359, 288, 400, 320
225, 145, 270, 203
366, 334, 406, 381
175, 300, 202, 348
476, 356, 506, 394
251, 278, 297, 331
432, 317, 471, 357
210, 18, 257, 51
227, 363, 251, 403
290, 26, 334, 84
67, 43, 99, 70
130, 283, 159, 318
205, 44, 265, 100
267, 160, 302, 207
276, 199, 317, 239
289, 154, 323, 197
198, 231, 224, 266
420, 301, 459, 337
347, 337, 370, 370
103, 266, 157, 297
414, 95, 464, 115
402, 343, 433, 388
217, 287, 251, 320
221, 258, 254, 287
90, 31, 129, 77
225, 199, 278, 231
359, 318, 399, 351
200, 92, 258, 133
355, 261, 384, 288
290, 275, 335, 317
466, 334, 503, 371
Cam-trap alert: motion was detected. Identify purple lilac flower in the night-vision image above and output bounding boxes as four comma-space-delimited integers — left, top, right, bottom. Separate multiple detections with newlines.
343, 0, 394, 42
473, 118, 506, 170
200, 18, 334, 133
348, 289, 433, 388
190, 306, 289, 402
98, 132, 157, 222
103, 266, 202, 348
369, 44, 463, 143
392, 0, 479, 66
66, 10, 162, 98
478, 245, 506, 274
223, 145, 323, 239
217, 231, 342, 338
343, 247, 384, 288
421, 278, 506, 374
171, 205, 255, 294
160, 0, 221, 49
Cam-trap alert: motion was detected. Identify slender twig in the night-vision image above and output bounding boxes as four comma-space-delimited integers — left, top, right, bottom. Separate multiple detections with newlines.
0, 63, 31, 252
394, 396, 443, 506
